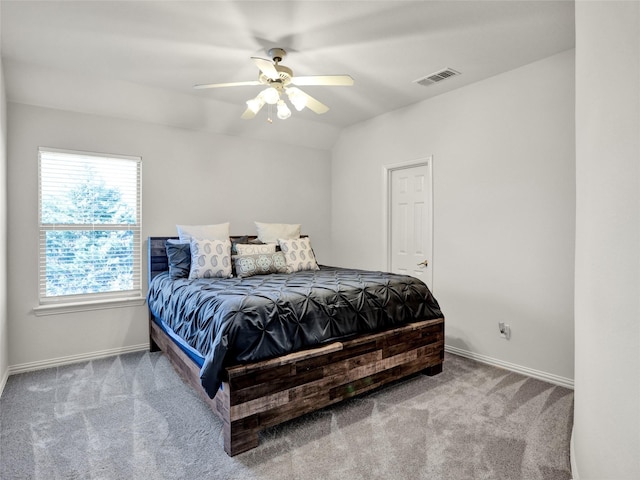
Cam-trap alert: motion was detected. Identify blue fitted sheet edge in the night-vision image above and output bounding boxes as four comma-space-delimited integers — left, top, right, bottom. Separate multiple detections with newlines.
149, 307, 205, 369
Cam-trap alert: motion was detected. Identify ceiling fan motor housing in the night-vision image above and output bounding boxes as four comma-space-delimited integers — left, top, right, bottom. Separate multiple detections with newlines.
260, 64, 293, 88
268, 47, 287, 63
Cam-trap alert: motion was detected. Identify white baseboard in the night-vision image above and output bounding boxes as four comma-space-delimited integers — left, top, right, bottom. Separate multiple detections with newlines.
8, 343, 150, 376
570, 428, 579, 480
445, 345, 574, 389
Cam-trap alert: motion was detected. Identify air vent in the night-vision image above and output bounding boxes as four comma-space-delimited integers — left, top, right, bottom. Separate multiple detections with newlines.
413, 68, 461, 87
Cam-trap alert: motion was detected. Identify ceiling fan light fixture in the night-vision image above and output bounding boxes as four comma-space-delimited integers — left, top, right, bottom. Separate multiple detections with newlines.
276, 100, 291, 120
261, 87, 280, 105
195, 48, 352, 120
286, 87, 307, 111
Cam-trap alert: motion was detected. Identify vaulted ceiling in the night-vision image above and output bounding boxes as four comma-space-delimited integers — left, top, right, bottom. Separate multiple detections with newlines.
1, 1, 575, 148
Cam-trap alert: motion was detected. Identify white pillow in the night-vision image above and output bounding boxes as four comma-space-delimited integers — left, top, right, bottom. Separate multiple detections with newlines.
177, 223, 230, 242
188, 238, 232, 279
255, 222, 300, 244
278, 237, 319, 273
235, 243, 277, 255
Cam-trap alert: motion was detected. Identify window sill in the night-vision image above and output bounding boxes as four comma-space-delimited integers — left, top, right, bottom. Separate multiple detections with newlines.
33, 296, 146, 316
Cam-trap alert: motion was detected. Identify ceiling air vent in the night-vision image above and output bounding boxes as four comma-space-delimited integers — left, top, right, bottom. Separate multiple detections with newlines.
413, 68, 461, 87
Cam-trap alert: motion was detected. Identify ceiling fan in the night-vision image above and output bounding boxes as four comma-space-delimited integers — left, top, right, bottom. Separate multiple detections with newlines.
194, 48, 354, 121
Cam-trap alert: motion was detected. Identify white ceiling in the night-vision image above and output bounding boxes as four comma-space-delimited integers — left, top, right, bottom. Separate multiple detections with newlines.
1, 0, 575, 137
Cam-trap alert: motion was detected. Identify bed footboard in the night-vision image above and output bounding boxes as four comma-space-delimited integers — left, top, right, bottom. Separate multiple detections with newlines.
150, 316, 444, 456
147, 235, 444, 456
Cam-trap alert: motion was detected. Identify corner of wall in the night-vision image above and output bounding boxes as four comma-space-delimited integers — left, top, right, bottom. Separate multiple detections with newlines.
570, 427, 579, 480
574, 2, 640, 478
0, 19, 10, 396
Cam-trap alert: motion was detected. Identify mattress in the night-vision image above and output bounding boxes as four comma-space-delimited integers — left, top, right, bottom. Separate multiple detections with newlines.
147, 265, 443, 397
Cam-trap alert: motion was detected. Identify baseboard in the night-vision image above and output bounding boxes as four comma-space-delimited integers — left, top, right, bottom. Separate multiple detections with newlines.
8, 343, 573, 389
445, 345, 574, 389
570, 427, 579, 479
8, 343, 150, 375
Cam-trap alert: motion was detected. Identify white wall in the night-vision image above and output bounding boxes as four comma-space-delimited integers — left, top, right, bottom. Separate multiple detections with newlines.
332, 50, 575, 384
6, 103, 331, 368
573, 2, 640, 479
0, 20, 9, 389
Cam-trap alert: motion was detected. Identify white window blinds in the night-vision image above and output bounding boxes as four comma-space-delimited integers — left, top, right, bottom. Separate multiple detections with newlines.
38, 148, 142, 304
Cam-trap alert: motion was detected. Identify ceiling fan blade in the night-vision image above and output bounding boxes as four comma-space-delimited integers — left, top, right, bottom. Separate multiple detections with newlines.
293, 88, 330, 114
291, 75, 354, 87
241, 107, 257, 120
251, 57, 279, 81
194, 80, 261, 89
241, 96, 266, 119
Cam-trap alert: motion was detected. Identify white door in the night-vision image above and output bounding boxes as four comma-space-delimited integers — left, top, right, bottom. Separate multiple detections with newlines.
388, 161, 433, 290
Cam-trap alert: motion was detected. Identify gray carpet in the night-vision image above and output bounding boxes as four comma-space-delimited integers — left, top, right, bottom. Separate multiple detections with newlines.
0, 352, 573, 480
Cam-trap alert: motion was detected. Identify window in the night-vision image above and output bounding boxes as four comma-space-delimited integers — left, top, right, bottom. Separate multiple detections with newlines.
37, 148, 142, 308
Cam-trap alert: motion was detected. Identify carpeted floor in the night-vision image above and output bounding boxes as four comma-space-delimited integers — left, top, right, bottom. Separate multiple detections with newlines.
0, 352, 573, 480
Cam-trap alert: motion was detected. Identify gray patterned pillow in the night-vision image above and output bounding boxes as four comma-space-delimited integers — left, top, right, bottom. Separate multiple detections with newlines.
278, 237, 320, 273
233, 252, 288, 278
188, 238, 232, 279
236, 243, 276, 255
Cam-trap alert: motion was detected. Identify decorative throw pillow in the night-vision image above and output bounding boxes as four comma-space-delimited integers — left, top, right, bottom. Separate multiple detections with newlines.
278, 237, 320, 273
177, 222, 230, 242
188, 238, 232, 279
233, 252, 288, 278
255, 221, 301, 244
230, 235, 250, 255
235, 243, 277, 255
165, 240, 191, 279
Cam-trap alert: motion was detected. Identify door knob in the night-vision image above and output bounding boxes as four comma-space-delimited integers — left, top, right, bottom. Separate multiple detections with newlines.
417, 259, 429, 267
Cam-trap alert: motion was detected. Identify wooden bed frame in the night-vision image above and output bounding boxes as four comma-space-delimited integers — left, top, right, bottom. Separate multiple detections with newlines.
148, 236, 445, 456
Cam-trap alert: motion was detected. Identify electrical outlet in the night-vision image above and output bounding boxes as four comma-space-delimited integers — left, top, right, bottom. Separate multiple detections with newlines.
498, 322, 511, 340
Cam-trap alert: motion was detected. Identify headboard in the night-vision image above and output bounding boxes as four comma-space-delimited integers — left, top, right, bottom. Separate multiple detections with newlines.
148, 237, 177, 283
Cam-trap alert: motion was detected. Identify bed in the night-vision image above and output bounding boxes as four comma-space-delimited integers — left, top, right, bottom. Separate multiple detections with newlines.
147, 235, 445, 456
